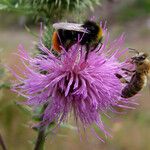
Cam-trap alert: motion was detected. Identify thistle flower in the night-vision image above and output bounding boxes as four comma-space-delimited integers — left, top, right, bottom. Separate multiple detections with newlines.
12, 27, 136, 140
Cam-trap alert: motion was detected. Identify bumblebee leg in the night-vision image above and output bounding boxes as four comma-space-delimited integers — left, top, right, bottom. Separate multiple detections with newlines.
115, 73, 129, 84
99, 42, 103, 50
91, 45, 98, 52
91, 42, 100, 52
94, 42, 103, 52
85, 44, 90, 60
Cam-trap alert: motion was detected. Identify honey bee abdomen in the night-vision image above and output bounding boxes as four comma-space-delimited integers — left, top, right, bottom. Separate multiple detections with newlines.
121, 73, 145, 98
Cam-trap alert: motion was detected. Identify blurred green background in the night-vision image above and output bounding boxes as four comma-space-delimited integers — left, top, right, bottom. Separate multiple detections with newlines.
0, 0, 150, 149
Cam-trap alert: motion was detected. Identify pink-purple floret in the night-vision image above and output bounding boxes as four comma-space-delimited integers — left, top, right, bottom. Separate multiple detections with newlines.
12, 26, 137, 140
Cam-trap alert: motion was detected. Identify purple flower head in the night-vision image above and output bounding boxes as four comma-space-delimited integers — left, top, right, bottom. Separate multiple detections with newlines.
12, 24, 137, 141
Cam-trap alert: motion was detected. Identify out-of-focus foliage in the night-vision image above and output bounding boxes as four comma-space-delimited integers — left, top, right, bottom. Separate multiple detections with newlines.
117, 0, 150, 22
0, 49, 10, 90
0, 67, 10, 90
42, 25, 53, 49
0, 0, 101, 23
42, 25, 62, 54
0, 0, 31, 13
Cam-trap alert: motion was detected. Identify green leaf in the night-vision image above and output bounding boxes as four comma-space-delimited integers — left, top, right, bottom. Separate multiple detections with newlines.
0, 4, 7, 10
0, 68, 5, 78
0, 82, 10, 89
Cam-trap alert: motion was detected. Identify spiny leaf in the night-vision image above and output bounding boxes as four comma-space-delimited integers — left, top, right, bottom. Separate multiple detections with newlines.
0, 0, 102, 23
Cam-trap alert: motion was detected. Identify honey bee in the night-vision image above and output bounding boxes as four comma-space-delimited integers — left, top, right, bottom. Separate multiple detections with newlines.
116, 49, 150, 98
52, 20, 103, 59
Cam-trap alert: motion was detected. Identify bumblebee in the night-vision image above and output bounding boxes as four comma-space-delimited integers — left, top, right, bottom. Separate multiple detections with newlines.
52, 20, 103, 59
116, 49, 150, 98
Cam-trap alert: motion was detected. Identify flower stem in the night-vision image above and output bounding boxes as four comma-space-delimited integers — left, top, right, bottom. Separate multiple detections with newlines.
34, 127, 46, 150
0, 133, 7, 150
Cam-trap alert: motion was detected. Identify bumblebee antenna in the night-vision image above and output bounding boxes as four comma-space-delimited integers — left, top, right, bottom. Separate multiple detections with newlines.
128, 48, 139, 54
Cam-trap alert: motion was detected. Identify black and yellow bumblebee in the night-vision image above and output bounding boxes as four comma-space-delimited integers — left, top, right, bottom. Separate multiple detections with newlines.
52, 20, 103, 59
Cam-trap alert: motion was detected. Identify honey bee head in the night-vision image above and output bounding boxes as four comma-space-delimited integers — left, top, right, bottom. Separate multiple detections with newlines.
131, 53, 149, 65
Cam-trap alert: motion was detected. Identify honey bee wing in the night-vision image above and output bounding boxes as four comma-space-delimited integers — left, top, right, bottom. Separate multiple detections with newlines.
53, 22, 89, 33
148, 75, 150, 91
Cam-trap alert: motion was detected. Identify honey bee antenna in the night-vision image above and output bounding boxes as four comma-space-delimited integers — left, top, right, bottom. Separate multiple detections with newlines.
128, 48, 139, 54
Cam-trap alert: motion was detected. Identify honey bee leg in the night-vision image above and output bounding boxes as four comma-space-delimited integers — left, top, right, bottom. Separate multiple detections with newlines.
115, 73, 129, 84
124, 71, 133, 76
122, 68, 136, 73
128, 48, 139, 54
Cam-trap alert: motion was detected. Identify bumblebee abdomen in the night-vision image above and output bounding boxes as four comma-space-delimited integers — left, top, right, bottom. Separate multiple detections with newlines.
52, 31, 62, 53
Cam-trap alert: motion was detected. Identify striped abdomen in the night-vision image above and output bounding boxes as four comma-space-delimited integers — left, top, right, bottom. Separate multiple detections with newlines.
121, 73, 146, 98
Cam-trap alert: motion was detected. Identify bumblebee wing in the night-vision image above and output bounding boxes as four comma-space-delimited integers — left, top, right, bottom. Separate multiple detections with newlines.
53, 22, 89, 33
